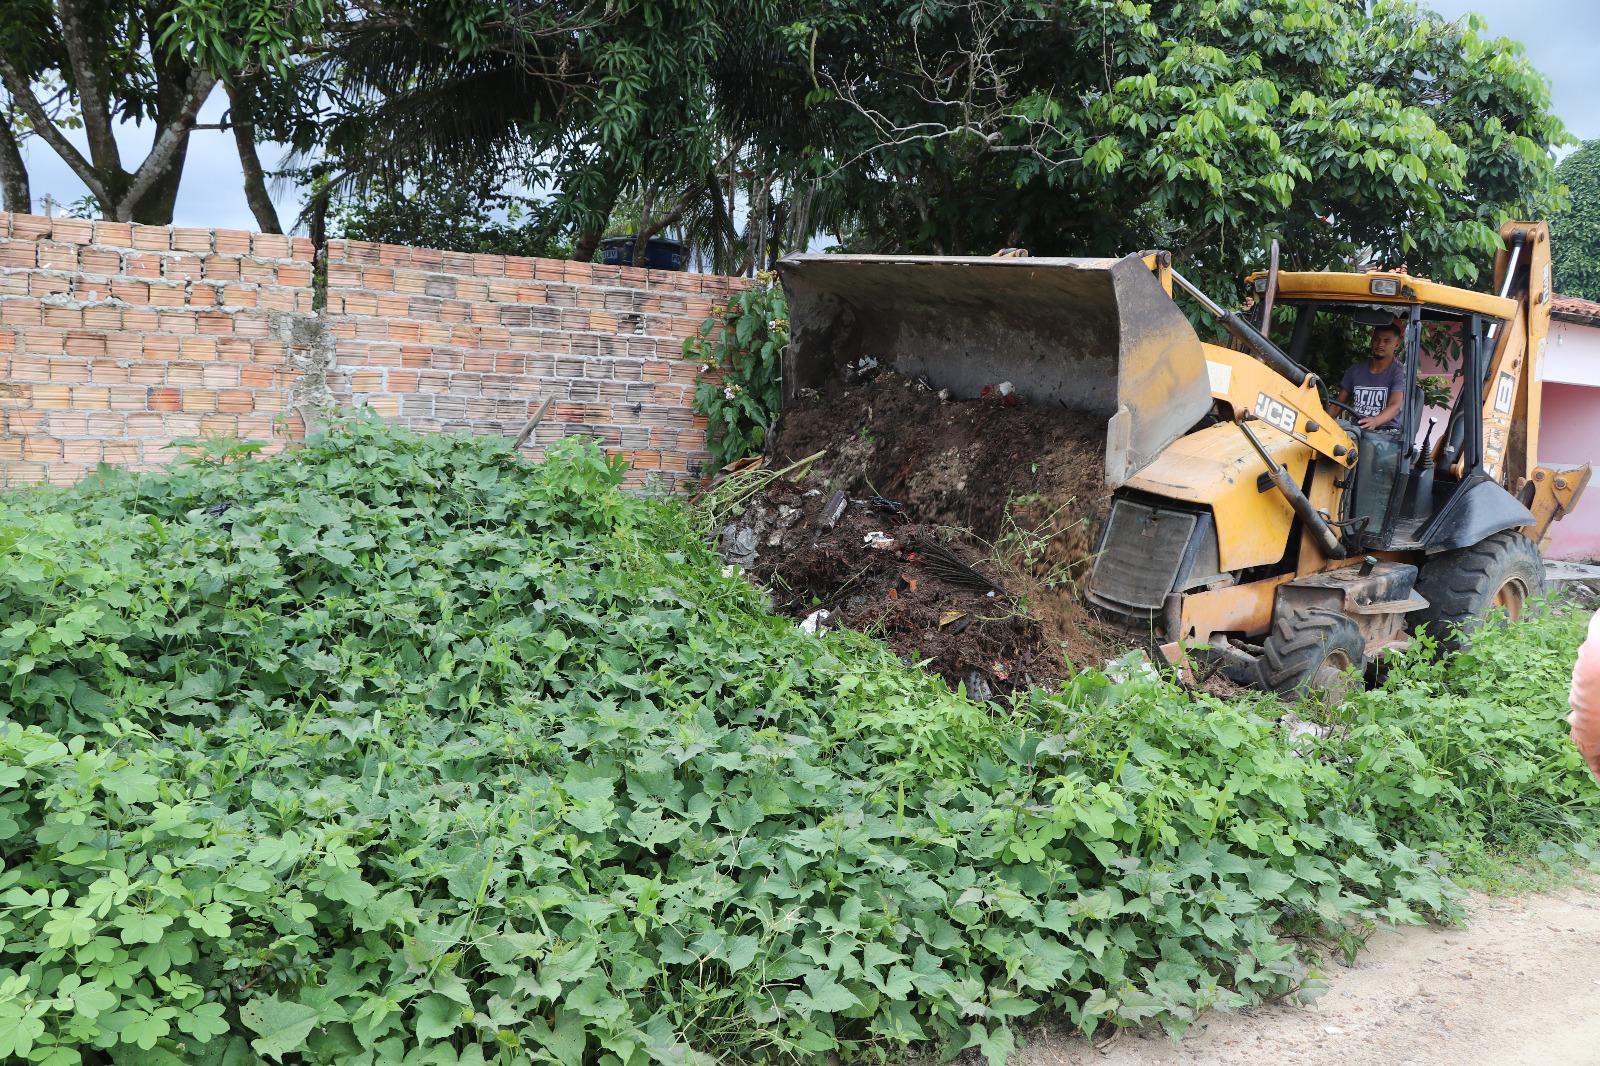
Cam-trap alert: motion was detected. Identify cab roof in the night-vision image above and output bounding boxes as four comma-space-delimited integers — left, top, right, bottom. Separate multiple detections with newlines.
1242, 268, 1516, 320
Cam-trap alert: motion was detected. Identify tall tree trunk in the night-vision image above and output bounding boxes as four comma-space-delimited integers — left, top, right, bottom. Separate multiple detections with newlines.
767, 196, 787, 271
572, 226, 604, 264
630, 185, 657, 267
0, 16, 213, 224
57, 0, 123, 177
228, 83, 282, 233
305, 170, 331, 249
742, 174, 771, 277
572, 186, 621, 263
0, 119, 29, 213
130, 136, 189, 224
632, 181, 702, 269
113, 53, 216, 223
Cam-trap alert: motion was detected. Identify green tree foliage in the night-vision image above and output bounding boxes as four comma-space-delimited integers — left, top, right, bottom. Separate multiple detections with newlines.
1552, 140, 1600, 301
0, 0, 326, 225
684, 276, 788, 465
787, 0, 1566, 291
331, 173, 572, 259
0, 421, 1594, 1063
307, 0, 740, 261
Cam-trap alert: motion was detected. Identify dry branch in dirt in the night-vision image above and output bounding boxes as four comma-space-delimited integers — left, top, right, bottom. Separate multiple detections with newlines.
713, 371, 1130, 695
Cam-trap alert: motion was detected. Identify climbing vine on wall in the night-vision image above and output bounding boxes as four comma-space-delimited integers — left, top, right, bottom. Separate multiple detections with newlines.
684, 274, 787, 469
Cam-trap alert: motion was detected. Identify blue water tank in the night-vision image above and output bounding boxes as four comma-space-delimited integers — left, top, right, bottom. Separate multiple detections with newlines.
599, 236, 688, 271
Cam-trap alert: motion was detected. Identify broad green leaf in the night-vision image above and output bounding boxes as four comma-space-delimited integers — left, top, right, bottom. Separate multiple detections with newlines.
240, 995, 319, 1062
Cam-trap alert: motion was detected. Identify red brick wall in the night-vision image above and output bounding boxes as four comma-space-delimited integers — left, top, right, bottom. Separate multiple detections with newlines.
0, 213, 316, 485
1, 214, 751, 490
323, 239, 748, 488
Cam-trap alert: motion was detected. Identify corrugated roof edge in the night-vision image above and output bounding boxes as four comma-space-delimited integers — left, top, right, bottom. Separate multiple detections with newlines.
1552, 294, 1600, 326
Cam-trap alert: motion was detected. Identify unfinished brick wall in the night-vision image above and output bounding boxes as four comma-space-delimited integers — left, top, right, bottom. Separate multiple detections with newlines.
323, 239, 748, 488
1, 213, 752, 490
0, 213, 317, 485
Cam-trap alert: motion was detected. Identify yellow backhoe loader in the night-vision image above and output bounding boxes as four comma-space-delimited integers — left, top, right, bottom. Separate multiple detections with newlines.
777, 221, 1590, 694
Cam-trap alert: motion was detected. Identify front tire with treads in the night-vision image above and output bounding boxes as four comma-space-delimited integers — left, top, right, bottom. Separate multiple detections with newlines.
1409, 530, 1544, 651
1259, 606, 1367, 700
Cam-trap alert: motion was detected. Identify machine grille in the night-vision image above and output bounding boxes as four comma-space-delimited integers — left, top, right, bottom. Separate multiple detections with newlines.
1088, 499, 1197, 613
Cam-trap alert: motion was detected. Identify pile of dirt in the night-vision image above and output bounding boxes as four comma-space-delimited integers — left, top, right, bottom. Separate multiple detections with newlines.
716, 372, 1133, 696
721, 479, 1067, 696
769, 373, 1111, 549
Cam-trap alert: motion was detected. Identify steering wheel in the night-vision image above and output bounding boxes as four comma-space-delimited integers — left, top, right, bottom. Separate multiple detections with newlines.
1323, 396, 1359, 418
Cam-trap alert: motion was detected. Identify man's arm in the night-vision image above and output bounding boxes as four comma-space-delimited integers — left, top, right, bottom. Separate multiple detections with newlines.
1360, 390, 1404, 430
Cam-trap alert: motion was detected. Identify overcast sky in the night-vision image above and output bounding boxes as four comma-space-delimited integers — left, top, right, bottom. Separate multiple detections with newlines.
12, 0, 1599, 232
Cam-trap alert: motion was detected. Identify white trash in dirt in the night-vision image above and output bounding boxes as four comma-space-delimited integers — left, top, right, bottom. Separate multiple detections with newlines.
1279, 711, 1335, 756
1280, 712, 1333, 742
862, 531, 896, 549
800, 609, 831, 634
997, 380, 1014, 397
1104, 650, 1159, 683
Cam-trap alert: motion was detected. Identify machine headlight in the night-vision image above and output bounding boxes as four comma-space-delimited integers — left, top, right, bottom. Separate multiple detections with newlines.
1369, 277, 1401, 296
1252, 276, 1269, 293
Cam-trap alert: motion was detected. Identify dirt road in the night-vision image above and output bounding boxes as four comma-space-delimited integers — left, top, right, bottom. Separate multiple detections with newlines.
1008, 883, 1600, 1066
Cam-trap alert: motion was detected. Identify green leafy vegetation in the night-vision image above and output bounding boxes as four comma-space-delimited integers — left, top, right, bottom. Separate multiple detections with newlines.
776, 0, 1568, 292
1552, 139, 1600, 302
0, 422, 1594, 1064
683, 276, 787, 467
0, 0, 326, 226
330, 176, 572, 260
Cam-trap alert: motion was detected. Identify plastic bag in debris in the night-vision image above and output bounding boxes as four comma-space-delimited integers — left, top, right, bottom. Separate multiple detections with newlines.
1104, 650, 1159, 684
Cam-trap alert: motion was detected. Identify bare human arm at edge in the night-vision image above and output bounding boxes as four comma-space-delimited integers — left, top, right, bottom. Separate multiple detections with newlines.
1571, 610, 1600, 783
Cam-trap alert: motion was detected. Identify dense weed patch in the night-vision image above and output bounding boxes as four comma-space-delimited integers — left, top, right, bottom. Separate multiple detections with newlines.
0, 421, 1593, 1064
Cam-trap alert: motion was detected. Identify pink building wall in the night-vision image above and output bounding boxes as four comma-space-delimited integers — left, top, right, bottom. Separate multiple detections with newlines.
1539, 382, 1600, 560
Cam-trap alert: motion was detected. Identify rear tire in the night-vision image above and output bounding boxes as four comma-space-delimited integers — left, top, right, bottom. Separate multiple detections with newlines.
1259, 606, 1367, 701
1408, 530, 1544, 651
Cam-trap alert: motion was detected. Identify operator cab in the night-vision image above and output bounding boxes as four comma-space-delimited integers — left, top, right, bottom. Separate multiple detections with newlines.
1243, 268, 1515, 553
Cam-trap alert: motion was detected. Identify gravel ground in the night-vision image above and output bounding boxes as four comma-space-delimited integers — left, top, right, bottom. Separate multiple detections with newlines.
1001, 881, 1600, 1066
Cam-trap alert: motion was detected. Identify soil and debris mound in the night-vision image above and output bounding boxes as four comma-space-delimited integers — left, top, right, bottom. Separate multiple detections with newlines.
721, 480, 1063, 697
769, 373, 1111, 547
715, 372, 1130, 696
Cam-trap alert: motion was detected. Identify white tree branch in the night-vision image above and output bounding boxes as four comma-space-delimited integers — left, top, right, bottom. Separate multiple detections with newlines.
116, 68, 219, 220
0, 53, 110, 203
57, 0, 123, 173
821, 0, 1071, 179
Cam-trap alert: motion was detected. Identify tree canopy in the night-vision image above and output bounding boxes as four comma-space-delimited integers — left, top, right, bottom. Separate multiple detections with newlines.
0, 0, 1570, 288
302, 0, 743, 261
0, 0, 326, 226
1552, 139, 1600, 301
785, 0, 1566, 292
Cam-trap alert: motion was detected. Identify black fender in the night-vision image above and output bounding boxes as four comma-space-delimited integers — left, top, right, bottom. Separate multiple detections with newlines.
1419, 475, 1535, 554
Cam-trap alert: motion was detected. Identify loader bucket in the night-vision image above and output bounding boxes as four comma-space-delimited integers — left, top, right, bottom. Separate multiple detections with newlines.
777, 252, 1215, 487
